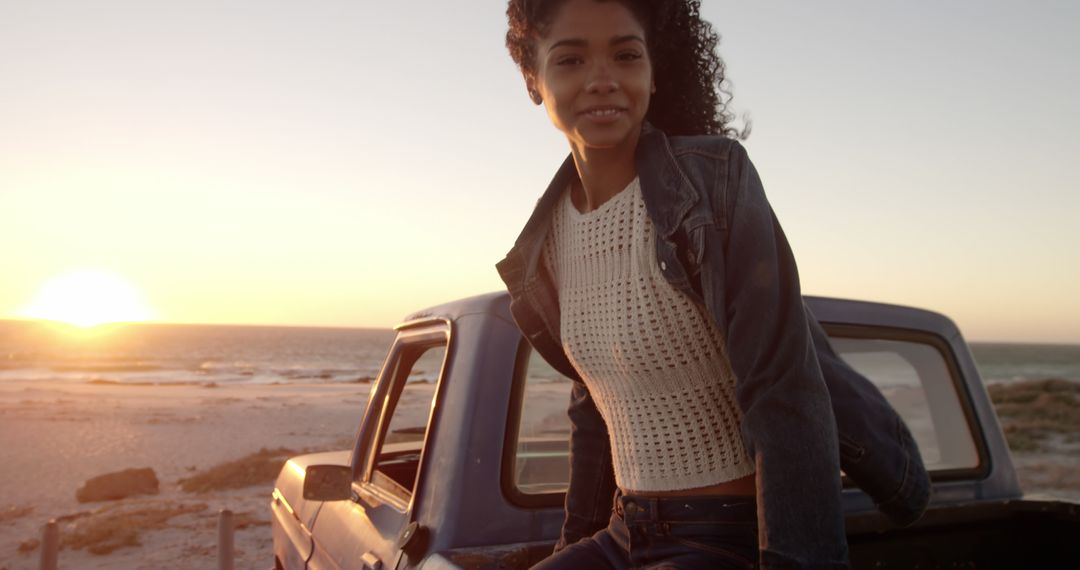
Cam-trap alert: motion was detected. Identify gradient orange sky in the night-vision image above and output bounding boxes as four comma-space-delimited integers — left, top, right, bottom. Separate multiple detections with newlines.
1, 1, 1078, 342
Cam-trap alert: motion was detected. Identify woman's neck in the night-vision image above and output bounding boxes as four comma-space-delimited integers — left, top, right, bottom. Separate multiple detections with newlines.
568, 137, 639, 214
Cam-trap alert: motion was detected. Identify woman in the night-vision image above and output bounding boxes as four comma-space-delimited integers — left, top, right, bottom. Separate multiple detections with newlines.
496, 1, 930, 568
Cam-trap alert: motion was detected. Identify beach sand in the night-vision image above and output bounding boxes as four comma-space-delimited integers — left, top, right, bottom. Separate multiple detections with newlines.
0, 380, 378, 570
1, 378, 1076, 569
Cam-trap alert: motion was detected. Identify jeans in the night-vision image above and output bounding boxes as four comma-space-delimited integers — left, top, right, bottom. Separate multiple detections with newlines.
532, 492, 759, 570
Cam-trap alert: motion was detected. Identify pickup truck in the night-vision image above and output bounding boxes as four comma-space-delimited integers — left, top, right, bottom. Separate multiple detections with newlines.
270, 292, 1080, 569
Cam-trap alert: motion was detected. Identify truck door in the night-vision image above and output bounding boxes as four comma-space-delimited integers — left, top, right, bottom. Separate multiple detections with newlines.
308, 324, 449, 570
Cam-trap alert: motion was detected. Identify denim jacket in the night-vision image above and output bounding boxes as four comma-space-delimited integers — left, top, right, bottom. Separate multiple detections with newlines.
495, 123, 930, 569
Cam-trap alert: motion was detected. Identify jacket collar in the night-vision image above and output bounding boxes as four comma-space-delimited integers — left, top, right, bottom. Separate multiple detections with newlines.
635, 122, 700, 239
496, 122, 700, 288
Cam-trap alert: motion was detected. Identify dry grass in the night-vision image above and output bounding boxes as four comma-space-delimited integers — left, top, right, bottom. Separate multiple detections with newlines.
1016, 462, 1080, 491
62, 501, 208, 555
55, 511, 91, 523
178, 447, 296, 493
230, 510, 271, 529
0, 505, 34, 524
988, 379, 1080, 452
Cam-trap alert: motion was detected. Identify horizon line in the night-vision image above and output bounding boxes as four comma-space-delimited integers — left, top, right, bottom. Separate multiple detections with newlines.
0, 317, 395, 332
0, 317, 1077, 346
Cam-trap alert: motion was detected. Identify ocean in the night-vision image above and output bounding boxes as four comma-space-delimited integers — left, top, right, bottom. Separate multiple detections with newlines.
1, 319, 1077, 386
0, 320, 396, 385
968, 342, 1080, 384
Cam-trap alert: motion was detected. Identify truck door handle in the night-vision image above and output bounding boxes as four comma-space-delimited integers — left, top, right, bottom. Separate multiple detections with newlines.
361, 551, 382, 570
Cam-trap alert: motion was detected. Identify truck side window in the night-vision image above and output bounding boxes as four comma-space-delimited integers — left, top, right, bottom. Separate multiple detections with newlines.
831, 337, 980, 471
368, 342, 447, 504
510, 350, 574, 496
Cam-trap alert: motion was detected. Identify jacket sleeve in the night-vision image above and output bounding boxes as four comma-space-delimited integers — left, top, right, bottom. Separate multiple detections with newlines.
804, 304, 931, 526
553, 380, 617, 552
703, 141, 850, 568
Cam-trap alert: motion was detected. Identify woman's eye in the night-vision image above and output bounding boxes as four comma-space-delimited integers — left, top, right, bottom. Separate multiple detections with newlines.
557, 56, 583, 66
616, 51, 642, 62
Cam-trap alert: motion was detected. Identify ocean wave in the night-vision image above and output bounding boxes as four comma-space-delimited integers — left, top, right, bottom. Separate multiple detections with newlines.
984, 375, 1080, 385
49, 363, 164, 373
85, 378, 217, 387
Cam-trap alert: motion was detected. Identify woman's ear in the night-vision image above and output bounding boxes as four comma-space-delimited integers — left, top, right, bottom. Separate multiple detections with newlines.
525, 75, 543, 105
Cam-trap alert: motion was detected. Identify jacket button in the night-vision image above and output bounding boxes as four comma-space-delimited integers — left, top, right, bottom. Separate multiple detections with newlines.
660, 261, 667, 271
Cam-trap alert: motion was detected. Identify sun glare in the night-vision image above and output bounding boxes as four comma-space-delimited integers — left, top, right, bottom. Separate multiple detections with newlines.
19, 270, 155, 328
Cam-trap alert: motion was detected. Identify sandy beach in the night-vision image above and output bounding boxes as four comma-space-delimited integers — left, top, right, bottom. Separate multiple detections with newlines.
1, 377, 1077, 569
0, 380, 377, 570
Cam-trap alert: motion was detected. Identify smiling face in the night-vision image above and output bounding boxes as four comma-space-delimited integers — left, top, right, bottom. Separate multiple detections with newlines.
528, 0, 654, 153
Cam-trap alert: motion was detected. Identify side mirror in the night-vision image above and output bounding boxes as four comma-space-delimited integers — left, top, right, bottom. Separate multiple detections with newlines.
303, 465, 353, 501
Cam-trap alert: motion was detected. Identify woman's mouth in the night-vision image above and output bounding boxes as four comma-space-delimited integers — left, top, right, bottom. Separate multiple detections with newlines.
580, 106, 625, 122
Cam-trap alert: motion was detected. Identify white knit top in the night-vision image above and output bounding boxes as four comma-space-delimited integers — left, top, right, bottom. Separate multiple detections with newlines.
543, 177, 755, 492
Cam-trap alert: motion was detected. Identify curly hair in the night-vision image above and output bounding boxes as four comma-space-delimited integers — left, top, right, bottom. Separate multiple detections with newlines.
505, 0, 746, 138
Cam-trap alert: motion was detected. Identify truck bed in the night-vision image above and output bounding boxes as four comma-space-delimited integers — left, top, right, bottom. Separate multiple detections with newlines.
424, 498, 1080, 569
847, 497, 1080, 568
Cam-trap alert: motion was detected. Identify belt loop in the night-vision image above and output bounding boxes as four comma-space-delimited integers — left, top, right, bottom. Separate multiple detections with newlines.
648, 498, 668, 536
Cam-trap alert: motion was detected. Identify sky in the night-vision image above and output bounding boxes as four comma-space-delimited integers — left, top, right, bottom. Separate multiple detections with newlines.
1, 0, 1077, 342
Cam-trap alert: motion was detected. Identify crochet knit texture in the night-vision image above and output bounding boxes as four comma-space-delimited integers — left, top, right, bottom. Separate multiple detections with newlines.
543, 177, 755, 492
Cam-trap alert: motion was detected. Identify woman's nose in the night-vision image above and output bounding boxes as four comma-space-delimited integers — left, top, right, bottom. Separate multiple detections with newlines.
585, 62, 618, 94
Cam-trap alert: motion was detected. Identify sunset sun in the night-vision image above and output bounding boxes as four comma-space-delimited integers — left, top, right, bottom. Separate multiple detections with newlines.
19, 270, 155, 327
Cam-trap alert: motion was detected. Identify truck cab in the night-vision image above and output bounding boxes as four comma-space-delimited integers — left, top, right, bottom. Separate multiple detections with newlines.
271, 293, 1079, 569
